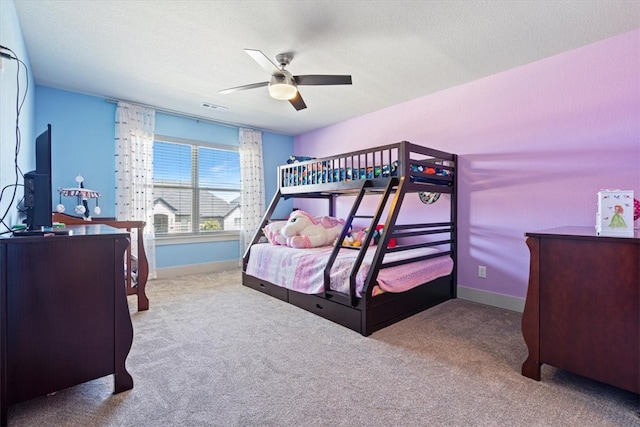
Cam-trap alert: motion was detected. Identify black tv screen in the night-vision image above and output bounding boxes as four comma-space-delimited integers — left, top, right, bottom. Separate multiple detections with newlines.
24, 124, 53, 230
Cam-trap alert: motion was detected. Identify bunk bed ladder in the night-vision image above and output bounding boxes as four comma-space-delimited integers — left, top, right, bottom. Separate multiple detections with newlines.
323, 179, 371, 303
324, 177, 399, 306
363, 175, 410, 299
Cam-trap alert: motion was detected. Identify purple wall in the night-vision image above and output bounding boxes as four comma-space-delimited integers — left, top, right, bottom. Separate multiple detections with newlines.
294, 30, 640, 303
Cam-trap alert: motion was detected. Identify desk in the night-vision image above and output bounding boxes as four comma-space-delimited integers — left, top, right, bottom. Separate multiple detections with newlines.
0, 225, 134, 425
521, 226, 639, 393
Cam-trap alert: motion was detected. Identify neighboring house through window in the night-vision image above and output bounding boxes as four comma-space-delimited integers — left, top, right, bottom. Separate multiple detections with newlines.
152, 134, 241, 237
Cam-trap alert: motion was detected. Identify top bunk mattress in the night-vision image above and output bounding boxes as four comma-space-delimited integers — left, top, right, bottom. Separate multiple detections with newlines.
245, 243, 453, 298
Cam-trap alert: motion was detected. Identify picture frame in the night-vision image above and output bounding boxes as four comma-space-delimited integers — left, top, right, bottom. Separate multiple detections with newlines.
596, 189, 634, 237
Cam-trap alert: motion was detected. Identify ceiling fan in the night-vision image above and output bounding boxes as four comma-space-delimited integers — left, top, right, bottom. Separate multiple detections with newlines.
219, 49, 352, 111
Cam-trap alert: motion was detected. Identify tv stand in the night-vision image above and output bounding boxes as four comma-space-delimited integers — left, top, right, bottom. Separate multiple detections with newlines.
0, 224, 134, 425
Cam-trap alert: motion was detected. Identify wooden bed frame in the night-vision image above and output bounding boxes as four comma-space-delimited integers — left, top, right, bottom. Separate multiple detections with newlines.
53, 212, 149, 311
242, 141, 457, 336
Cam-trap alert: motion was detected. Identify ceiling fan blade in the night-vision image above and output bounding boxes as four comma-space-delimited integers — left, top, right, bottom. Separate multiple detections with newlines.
219, 81, 268, 94
294, 75, 352, 86
245, 48, 281, 75
289, 91, 307, 111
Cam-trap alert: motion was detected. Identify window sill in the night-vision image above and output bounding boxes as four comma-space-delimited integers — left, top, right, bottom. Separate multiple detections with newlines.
155, 231, 239, 246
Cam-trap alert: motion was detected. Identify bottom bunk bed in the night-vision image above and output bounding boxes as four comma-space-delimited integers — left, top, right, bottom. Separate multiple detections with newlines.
242, 140, 457, 336
243, 273, 454, 336
244, 244, 455, 336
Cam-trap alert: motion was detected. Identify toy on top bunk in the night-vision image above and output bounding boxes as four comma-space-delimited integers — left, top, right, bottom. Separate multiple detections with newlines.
287, 156, 316, 164
409, 163, 452, 186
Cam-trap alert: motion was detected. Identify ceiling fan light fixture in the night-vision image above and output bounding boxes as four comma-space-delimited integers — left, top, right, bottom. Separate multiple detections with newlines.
268, 74, 297, 100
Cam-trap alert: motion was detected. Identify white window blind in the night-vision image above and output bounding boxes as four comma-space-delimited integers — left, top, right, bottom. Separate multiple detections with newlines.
152, 136, 240, 236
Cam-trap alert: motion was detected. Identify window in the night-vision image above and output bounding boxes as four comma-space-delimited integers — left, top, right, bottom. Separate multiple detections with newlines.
152, 135, 241, 237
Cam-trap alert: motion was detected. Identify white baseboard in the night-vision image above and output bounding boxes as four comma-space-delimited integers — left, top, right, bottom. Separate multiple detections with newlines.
155, 260, 241, 279
456, 285, 525, 313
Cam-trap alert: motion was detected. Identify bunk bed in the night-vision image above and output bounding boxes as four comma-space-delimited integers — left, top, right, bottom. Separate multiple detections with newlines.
242, 141, 456, 336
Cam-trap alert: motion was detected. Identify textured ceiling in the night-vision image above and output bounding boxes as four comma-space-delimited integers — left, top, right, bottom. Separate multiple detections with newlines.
12, 1, 640, 136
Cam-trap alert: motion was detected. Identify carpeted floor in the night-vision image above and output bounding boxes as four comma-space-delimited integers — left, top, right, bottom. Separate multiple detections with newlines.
7, 269, 639, 426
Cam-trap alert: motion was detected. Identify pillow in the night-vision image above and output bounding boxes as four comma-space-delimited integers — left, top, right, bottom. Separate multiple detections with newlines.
263, 221, 287, 245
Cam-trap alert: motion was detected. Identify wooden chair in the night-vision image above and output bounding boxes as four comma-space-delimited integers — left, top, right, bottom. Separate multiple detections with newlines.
52, 212, 149, 311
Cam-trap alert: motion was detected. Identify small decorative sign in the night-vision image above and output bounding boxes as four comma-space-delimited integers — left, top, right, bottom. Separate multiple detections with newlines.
596, 189, 634, 237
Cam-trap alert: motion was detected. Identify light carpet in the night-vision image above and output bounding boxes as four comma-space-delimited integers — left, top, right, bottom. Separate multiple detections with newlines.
7, 269, 639, 426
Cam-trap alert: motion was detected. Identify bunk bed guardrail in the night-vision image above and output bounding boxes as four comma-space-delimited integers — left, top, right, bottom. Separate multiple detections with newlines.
278, 141, 454, 194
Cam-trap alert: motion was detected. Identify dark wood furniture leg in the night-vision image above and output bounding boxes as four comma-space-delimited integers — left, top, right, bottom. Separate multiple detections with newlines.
521, 236, 541, 380
113, 236, 134, 392
129, 225, 149, 311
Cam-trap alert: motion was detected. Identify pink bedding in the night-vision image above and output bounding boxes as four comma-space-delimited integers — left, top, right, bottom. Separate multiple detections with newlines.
246, 244, 453, 298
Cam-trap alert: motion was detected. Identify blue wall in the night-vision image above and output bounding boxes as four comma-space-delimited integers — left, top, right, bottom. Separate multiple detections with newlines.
0, 0, 35, 230
155, 112, 238, 142
35, 87, 117, 216
32, 87, 294, 269
262, 132, 296, 219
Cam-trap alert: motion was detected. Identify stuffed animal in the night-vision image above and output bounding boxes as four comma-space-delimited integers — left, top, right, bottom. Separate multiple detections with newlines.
358, 224, 397, 248
280, 210, 344, 249
375, 224, 397, 248
341, 233, 361, 247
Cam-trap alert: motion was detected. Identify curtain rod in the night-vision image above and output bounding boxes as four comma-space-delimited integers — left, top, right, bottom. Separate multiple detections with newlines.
104, 98, 262, 132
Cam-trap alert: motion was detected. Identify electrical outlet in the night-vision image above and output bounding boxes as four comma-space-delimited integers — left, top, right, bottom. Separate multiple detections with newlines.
478, 265, 487, 278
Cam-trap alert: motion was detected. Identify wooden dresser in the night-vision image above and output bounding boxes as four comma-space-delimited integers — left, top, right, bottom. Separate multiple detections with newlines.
0, 225, 134, 424
521, 226, 639, 393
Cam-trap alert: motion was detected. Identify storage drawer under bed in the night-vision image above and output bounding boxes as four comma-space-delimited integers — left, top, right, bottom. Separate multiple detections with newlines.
288, 291, 362, 332
242, 273, 289, 301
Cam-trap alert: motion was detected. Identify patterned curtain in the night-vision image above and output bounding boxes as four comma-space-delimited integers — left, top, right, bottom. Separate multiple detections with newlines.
239, 128, 265, 256
115, 102, 157, 279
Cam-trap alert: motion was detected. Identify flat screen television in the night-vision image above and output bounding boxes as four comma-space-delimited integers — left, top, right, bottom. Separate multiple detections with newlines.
22, 124, 54, 232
